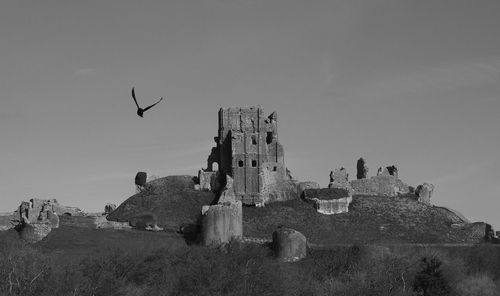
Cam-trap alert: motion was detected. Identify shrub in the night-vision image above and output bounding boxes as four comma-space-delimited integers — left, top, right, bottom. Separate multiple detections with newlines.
413, 256, 451, 296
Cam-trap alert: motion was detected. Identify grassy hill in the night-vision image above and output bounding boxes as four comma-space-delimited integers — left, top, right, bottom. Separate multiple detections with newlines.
243, 195, 485, 244
107, 175, 216, 231
107, 175, 487, 245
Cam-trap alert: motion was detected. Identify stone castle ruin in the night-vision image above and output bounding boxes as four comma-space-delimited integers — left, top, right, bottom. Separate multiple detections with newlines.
198, 107, 296, 206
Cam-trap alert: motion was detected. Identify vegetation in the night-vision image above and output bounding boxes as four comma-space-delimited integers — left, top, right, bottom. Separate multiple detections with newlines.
1, 228, 500, 296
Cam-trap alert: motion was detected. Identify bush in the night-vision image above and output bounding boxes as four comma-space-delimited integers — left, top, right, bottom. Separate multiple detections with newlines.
413, 256, 451, 296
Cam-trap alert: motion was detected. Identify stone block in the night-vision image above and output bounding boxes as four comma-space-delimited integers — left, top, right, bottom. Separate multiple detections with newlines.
19, 223, 51, 243
272, 227, 307, 262
201, 201, 243, 247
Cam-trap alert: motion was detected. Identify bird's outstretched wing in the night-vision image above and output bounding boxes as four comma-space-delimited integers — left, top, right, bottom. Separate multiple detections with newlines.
143, 97, 163, 112
131, 87, 140, 109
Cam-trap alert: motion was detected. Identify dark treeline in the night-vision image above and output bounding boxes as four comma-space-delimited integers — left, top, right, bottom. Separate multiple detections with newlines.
1, 233, 500, 296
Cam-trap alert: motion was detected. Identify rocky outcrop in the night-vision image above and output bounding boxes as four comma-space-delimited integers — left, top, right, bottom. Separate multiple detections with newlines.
201, 201, 243, 247
272, 227, 307, 262
415, 183, 434, 204
303, 188, 352, 215
328, 168, 353, 194
356, 158, 368, 179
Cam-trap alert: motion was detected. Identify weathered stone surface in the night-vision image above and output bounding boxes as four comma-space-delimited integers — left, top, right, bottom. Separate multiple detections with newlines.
303, 188, 352, 215
17, 199, 60, 228
377, 165, 398, 178
415, 183, 434, 204
104, 203, 117, 214
218, 175, 237, 203
93, 215, 132, 230
197, 169, 218, 191
129, 212, 159, 230
201, 201, 243, 247
205, 107, 292, 206
46, 210, 60, 228
464, 222, 494, 242
272, 227, 307, 262
328, 168, 353, 194
19, 223, 51, 243
135, 171, 147, 186
296, 181, 320, 198
356, 158, 368, 179
350, 175, 410, 197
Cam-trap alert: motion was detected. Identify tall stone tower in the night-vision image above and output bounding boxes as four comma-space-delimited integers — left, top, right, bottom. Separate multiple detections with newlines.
204, 106, 294, 205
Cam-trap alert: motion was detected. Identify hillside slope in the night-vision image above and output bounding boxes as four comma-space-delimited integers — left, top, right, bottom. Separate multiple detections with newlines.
243, 195, 487, 244
107, 175, 216, 230
108, 175, 488, 245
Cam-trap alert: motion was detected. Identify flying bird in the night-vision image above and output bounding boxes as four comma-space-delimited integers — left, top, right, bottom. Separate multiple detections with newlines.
131, 87, 163, 117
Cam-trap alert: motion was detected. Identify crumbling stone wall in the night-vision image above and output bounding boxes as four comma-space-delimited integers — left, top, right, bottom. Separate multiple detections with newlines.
328, 168, 353, 194
204, 107, 291, 205
350, 175, 410, 197
16, 199, 62, 243
415, 183, 434, 204
198, 169, 218, 191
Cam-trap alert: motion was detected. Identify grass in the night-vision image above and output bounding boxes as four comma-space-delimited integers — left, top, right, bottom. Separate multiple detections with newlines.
107, 175, 216, 231
2, 227, 500, 296
243, 195, 487, 244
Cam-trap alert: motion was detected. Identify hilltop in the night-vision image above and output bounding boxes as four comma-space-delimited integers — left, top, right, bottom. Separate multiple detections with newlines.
107, 175, 216, 231
108, 175, 487, 245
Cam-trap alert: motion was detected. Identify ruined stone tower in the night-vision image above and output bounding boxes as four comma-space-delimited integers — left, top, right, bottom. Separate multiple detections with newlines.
203, 106, 294, 205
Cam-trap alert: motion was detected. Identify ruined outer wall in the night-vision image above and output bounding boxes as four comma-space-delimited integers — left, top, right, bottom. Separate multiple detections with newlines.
350, 175, 410, 197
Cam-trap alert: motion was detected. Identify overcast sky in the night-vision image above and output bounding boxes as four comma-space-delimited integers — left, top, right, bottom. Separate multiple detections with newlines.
1, 0, 499, 228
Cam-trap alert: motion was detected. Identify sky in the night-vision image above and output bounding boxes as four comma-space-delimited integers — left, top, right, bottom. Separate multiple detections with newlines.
1, 1, 499, 228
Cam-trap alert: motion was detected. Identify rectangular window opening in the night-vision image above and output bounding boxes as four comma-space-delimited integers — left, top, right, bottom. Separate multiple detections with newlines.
238, 160, 244, 167
251, 135, 257, 145
266, 132, 273, 144
251, 160, 257, 167
273, 166, 277, 172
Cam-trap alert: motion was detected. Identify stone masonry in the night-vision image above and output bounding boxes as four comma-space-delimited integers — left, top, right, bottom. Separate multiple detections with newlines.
203, 106, 295, 205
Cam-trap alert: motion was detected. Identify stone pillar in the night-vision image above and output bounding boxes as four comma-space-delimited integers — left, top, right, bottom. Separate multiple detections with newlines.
201, 201, 242, 247
356, 158, 368, 179
135, 172, 147, 186
272, 227, 307, 262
